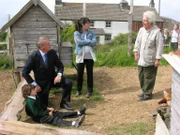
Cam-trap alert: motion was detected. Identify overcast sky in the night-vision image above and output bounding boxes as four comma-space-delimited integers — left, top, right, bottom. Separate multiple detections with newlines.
0, 0, 180, 29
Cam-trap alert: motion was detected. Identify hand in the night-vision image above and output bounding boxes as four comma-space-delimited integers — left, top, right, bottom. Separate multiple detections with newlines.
49, 111, 53, 117
35, 85, 41, 92
134, 53, 138, 62
154, 59, 160, 67
54, 75, 62, 84
94, 44, 98, 48
47, 107, 54, 112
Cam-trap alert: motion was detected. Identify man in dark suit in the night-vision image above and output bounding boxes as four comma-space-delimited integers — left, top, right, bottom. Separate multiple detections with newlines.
22, 37, 73, 110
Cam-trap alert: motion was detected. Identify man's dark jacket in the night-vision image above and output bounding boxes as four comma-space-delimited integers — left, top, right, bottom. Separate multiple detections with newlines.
22, 49, 64, 94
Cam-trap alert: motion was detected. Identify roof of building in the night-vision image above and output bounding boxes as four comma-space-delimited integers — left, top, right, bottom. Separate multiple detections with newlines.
0, 0, 65, 35
55, 3, 163, 22
90, 28, 105, 35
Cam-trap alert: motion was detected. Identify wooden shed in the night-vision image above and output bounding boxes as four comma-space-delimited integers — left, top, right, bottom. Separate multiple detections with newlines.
163, 54, 180, 135
0, 0, 72, 71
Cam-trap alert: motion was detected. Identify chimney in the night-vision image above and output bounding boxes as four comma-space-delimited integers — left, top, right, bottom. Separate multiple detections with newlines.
120, 0, 130, 10
149, 0, 155, 8
56, 0, 63, 5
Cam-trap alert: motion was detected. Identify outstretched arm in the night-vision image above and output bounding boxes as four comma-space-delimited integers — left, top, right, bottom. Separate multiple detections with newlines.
22, 54, 35, 84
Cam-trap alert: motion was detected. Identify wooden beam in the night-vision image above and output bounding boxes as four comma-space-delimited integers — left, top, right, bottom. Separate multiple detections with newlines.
155, 113, 170, 135
0, 79, 26, 120
0, 120, 104, 135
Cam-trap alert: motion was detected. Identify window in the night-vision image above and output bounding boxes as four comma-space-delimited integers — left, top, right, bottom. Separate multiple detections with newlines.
105, 34, 111, 43
90, 21, 94, 27
96, 37, 100, 44
106, 21, 111, 27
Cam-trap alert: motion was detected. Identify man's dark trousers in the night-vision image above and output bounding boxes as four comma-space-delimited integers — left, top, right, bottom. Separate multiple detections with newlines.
138, 66, 158, 97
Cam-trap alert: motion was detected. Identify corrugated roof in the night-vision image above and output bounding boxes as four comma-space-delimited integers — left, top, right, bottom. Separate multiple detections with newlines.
55, 3, 163, 22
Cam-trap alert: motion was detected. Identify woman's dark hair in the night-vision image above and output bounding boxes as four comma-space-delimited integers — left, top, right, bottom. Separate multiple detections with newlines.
75, 17, 90, 32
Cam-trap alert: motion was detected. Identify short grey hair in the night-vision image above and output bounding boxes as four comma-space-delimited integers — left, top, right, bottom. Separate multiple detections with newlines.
143, 11, 156, 25
36, 37, 48, 48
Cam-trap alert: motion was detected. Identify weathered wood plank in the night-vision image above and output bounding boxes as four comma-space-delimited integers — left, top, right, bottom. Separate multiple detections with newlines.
15, 61, 26, 68
163, 54, 180, 74
60, 54, 72, 60
14, 37, 57, 42
62, 42, 73, 47
0, 120, 104, 135
0, 42, 7, 45
12, 28, 57, 31
13, 30, 57, 35
0, 79, 26, 120
171, 108, 180, 131
171, 125, 177, 135
14, 34, 57, 40
155, 113, 170, 135
60, 49, 72, 54
61, 60, 72, 66
12, 22, 57, 28
20, 15, 53, 21
163, 54, 180, 135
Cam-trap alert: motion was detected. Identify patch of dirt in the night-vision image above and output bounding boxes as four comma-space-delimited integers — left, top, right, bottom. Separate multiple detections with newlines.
0, 66, 172, 134
0, 70, 15, 112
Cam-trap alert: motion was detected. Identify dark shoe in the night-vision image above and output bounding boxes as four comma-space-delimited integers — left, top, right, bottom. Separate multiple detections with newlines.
137, 95, 152, 101
86, 93, 92, 98
79, 104, 86, 115
60, 103, 73, 110
74, 115, 85, 128
138, 93, 144, 97
75, 91, 81, 97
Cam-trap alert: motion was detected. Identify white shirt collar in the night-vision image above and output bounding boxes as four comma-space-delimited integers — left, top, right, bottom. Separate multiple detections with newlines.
39, 49, 46, 57
28, 96, 36, 100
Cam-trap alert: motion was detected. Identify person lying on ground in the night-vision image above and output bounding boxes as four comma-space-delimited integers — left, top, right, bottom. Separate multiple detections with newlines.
22, 84, 86, 128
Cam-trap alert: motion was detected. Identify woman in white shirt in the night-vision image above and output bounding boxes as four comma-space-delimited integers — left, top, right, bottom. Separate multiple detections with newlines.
171, 24, 179, 51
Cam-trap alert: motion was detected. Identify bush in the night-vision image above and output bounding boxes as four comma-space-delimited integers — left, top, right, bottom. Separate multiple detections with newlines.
111, 32, 137, 46
0, 32, 7, 42
93, 43, 169, 67
0, 55, 12, 69
95, 45, 136, 67
132, 32, 137, 44
0, 44, 7, 50
111, 33, 128, 45
61, 24, 75, 44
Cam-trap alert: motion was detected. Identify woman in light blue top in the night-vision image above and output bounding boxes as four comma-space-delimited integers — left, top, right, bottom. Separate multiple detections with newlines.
74, 17, 97, 98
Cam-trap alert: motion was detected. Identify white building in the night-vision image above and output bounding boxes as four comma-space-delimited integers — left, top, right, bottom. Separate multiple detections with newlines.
55, 0, 163, 44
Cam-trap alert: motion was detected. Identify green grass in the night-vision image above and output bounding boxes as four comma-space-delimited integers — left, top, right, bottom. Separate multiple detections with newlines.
70, 44, 170, 68
108, 122, 155, 135
95, 45, 136, 67
49, 74, 104, 102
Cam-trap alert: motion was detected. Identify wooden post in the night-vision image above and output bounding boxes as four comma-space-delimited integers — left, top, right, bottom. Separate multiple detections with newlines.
83, 3, 86, 17
13, 70, 21, 87
158, 0, 161, 15
57, 25, 61, 59
6, 14, 11, 56
128, 0, 133, 56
